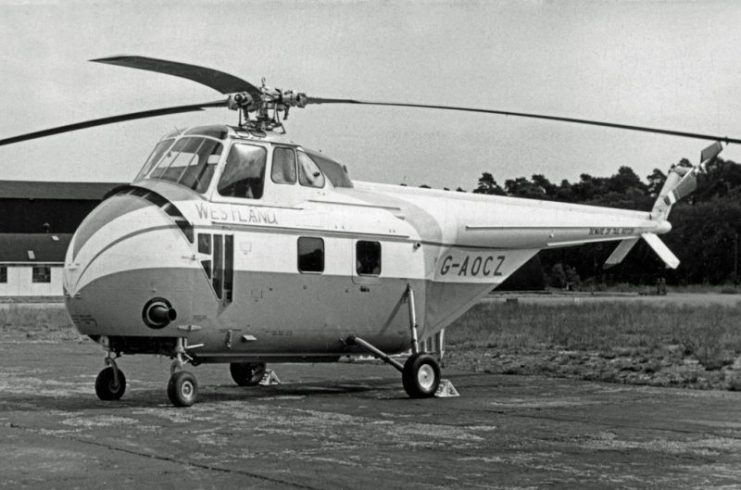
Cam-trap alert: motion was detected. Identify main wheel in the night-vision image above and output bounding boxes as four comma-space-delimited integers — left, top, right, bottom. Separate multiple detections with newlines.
402, 353, 441, 398
229, 362, 266, 386
95, 366, 126, 401
167, 371, 198, 407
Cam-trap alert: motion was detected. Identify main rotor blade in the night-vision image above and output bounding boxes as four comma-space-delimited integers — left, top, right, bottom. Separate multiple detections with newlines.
306, 97, 741, 145
0, 100, 227, 146
92, 55, 262, 101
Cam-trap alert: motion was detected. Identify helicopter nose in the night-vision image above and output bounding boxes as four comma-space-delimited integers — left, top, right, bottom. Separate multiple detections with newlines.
64, 187, 199, 336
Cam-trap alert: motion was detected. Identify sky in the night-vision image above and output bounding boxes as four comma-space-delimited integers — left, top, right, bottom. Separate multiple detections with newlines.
2, 0, 741, 191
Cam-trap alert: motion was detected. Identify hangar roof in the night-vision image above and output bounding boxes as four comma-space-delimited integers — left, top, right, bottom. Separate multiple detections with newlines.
0, 234, 72, 263
0, 181, 123, 200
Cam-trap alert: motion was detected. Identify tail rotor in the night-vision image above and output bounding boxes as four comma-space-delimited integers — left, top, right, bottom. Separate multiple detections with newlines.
651, 141, 724, 220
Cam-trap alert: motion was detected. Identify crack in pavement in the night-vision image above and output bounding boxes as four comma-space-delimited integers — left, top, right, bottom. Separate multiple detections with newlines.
6, 422, 322, 490
466, 408, 741, 440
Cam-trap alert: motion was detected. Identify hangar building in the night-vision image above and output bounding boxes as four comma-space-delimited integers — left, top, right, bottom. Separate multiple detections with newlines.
0, 181, 121, 297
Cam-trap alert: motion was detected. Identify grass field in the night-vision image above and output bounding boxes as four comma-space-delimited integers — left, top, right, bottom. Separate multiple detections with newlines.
446, 299, 741, 390
0, 303, 79, 342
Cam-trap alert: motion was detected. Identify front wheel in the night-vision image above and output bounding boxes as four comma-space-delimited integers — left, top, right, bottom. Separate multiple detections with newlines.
402, 353, 441, 398
167, 371, 198, 407
229, 362, 266, 386
95, 366, 126, 401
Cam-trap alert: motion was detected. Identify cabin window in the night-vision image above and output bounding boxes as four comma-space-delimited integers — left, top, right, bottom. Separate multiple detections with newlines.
148, 137, 222, 193
0, 266, 6, 283
218, 144, 267, 199
297, 152, 325, 188
356, 241, 381, 275
271, 147, 297, 185
32, 266, 51, 283
224, 235, 234, 302
198, 233, 212, 279
197, 233, 233, 302
298, 237, 324, 273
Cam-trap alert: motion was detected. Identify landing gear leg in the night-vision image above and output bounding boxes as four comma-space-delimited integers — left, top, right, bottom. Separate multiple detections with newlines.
402, 284, 440, 397
347, 283, 441, 399
167, 338, 198, 407
95, 351, 126, 401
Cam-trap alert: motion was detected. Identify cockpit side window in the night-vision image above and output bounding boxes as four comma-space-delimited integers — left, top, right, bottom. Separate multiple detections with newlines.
217, 143, 267, 199
297, 151, 325, 188
147, 137, 222, 193
271, 147, 297, 185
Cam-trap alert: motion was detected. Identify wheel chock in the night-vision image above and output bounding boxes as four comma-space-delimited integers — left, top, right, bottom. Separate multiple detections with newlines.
259, 369, 281, 386
434, 378, 459, 398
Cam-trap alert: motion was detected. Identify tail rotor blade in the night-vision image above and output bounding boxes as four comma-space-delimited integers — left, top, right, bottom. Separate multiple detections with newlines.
670, 170, 699, 203
661, 140, 724, 205
700, 141, 724, 164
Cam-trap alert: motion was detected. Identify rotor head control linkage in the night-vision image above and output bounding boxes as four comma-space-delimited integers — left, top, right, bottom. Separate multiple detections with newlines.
227, 92, 254, 110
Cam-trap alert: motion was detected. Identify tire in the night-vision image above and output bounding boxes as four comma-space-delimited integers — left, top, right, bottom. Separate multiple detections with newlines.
402, 353, 441, 398
229, 362, 266, 386
167, 371, 198, 407
95, 366, 126, 401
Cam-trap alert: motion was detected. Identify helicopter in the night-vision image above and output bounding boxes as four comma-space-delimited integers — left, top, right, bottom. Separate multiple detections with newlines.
0, 56, 736, 407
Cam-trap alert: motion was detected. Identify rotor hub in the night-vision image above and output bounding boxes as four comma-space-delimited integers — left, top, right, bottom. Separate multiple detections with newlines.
227, 83, 308, 132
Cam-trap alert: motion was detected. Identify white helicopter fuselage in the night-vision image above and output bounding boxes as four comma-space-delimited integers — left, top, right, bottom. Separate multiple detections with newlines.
62, 125, 669, 364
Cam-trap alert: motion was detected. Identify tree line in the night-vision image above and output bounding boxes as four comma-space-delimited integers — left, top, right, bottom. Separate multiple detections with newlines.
464, 157, 741, 288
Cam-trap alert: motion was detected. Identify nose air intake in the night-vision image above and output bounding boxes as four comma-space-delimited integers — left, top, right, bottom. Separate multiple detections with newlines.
143, 298, 177, 329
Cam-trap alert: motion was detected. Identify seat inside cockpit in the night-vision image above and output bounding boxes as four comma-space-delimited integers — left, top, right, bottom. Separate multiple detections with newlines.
217, 144, 266, 199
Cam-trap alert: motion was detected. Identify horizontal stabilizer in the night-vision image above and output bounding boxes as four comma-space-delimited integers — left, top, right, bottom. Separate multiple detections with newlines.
603, 237, 639, 270
642, 233, 680, 269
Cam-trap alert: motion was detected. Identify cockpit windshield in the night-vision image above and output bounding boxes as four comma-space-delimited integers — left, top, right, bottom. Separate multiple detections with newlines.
142, 137, 223, 193
135, 138, 174, 182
